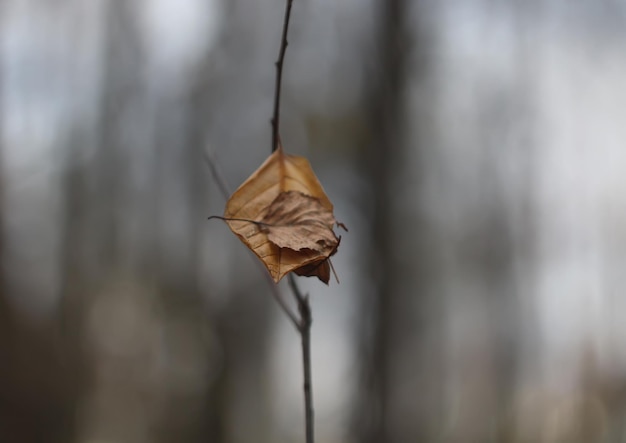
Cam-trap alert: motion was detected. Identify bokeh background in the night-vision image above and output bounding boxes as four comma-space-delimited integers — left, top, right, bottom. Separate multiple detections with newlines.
2, 0, 626, 442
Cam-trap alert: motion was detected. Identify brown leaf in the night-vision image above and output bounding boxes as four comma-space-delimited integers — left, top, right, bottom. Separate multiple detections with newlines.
261, 191, 338, 252
295, 260, 331, 284
293, 236, 341, 284
223, 145, 343, 283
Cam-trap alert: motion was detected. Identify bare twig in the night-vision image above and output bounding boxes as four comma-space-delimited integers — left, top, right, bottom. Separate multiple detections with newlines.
207, 0, 315, 437
289, 274, 314, 443
271, 0, 294, 153
271, 0, 315, 440
263, 270, 301, 330
203, 149, 231, 198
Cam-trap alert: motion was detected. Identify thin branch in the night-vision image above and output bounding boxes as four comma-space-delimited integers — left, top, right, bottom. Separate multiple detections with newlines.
289, 274, 314, 443
272, 0, 315, 440
208, 0, 315, 438
271, 0, 294, 153
288, 271, 305, 303
264, 272, 301, 331
203, 146, 301, 330
203, 148, 231, 198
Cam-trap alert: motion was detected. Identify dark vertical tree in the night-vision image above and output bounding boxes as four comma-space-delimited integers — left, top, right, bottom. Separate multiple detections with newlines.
56, 2, 141, 440
93, 0, 142, 269
360, 0, 407, 437
491, 4, 539, 439
186, 2, 275, 440
0, 0, 6, 330
353, 0, 436, 441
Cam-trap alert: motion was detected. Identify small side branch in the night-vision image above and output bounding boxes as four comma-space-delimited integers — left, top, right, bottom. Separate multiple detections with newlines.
203, 149, 231, 198
204, 147, 300, 329
271, 0, 294, 153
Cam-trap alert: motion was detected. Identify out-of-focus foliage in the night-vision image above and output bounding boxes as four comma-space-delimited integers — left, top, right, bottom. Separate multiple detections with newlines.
2, 0, 626, 442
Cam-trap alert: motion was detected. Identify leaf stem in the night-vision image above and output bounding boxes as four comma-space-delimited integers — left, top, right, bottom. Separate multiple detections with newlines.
207, 215, 267, 227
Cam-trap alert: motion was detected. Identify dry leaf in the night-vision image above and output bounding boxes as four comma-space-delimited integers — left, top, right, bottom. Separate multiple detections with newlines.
261, 191, 338, 252
222, 145, 344, 283
293, 237, 341, 283
294, 261, 330, 282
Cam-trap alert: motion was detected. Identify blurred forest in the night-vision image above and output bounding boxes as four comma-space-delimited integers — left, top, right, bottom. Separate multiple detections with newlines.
2, 0, 626, 442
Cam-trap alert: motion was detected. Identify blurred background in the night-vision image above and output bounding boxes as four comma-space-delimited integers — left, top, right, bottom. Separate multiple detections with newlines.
2, 0, 626, 442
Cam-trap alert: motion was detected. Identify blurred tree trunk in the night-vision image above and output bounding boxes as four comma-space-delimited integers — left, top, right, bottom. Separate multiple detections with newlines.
353, 0, 437, 441
0, 5, 88, 440
93, 1, 141, 269
494, 5, 538, 439
179, 56, 227, 443
0, 1, 6, 323
148, 65, 219, 443
179, 3, 274, 440
357, 0, 406, 437
65, 2, 145, 441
